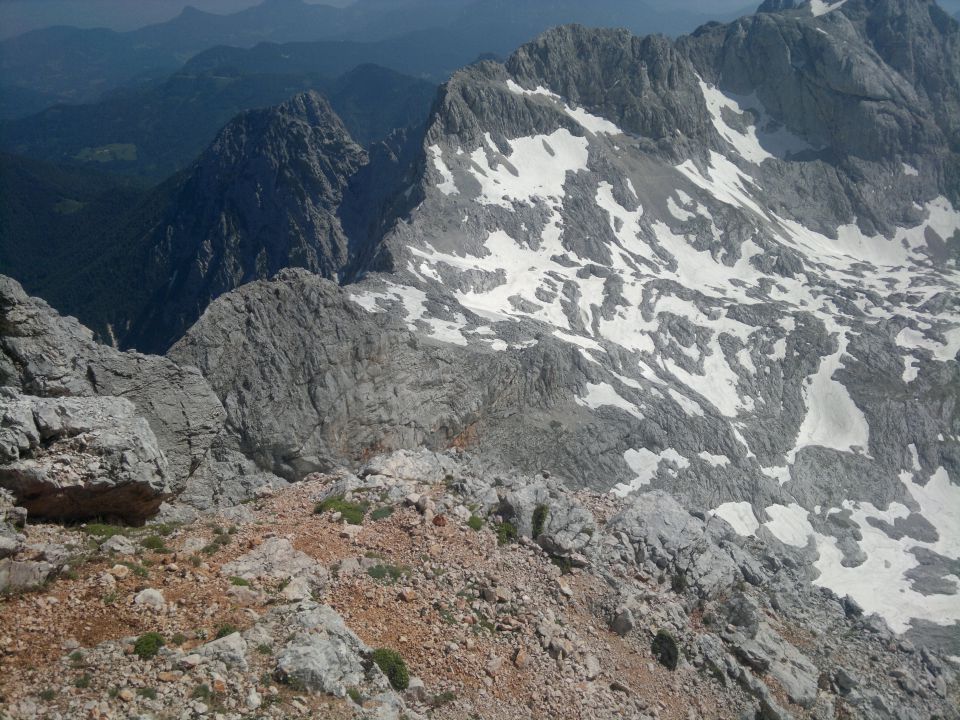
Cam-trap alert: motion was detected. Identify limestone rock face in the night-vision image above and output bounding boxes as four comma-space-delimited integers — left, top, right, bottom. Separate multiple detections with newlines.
0, 275, 225, 493
0, 390, 169, 521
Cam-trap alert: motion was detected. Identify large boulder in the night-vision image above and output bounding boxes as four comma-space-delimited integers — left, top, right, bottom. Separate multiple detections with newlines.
0, 390, 169, 521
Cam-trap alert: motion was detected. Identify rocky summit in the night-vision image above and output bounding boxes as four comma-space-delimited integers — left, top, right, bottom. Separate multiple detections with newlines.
0, 0, 959, 719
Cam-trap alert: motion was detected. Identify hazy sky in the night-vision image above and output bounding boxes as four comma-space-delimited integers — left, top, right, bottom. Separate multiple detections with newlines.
0, 0, 353, 38
3, 0, 954, 41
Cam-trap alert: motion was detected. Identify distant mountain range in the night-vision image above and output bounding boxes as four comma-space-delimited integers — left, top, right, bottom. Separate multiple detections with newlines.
0, 0, 745, 120
0, 63, 435, 181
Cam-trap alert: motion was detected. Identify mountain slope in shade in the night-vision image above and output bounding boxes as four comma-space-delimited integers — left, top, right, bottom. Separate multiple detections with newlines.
114, 92, 374, 352
0, 63, 436, 181
169, 0, 960, 656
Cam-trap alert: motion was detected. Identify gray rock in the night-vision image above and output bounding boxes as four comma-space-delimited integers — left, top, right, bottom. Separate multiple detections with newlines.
272, 602, 389, 698
221, 537, 327, 589
0, 391, 169, 522
0, 557, 51, 593
0, 275, 226, 499
99, 535, 137, 556
197, 632, 248, 670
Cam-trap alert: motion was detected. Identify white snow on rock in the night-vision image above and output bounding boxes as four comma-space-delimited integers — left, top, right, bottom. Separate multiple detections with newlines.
699, 79, 811, 164
808, 467, 960, 634
896, 326, 960, 362
612, 448, 690, 497
787, 325, 869, 461
575, 382, 642, 419
469, 130, 589, 208
563, 105, 622, 136
763, 503, 815, 548
710, 501, 760, 536
698, 451, 730, 467
809, 0, 849, 16
429, 145, 459, 196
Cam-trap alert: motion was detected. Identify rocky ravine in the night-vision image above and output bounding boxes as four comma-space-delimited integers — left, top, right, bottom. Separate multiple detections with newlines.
0, 449, 957, 720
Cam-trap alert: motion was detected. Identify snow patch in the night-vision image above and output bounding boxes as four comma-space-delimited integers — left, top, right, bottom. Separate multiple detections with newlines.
613, 448, 690, 497
429, 145, 459, 196
576, 382, 642, 419
763, 503, 814, 548
711, 501, 759, 536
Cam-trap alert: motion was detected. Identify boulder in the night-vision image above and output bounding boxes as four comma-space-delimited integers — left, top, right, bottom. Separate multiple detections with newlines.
0, 391, 169, 522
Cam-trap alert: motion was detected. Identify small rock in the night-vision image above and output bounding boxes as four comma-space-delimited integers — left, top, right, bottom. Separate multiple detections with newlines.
399, 588, 417, 602
405, 677, 428, 703
486, 656, 503, 677
117, 689, 134, 702
611, 608, 635, 637
108, 564, 130, 579
133, 588, 165, 610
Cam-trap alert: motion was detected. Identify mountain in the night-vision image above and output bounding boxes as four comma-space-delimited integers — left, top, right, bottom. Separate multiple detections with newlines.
0, 0, 747, 119
0, 0, 464, 115
1, 0, 960, 716
167, 0, 960, 658
55, 92, 389, 352
0, 63, 436, 181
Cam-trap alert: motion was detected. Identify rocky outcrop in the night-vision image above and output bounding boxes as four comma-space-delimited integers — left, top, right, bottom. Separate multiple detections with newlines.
0, 275, 284, 518
0, 390, 169, 521
0, 275, 225, 491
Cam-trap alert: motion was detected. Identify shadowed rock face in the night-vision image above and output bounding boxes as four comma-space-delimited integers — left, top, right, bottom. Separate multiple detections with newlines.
124, 91, 371, 353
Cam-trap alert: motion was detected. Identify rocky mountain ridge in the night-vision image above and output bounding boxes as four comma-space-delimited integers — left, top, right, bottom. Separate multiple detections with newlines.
1, 0, 959, 717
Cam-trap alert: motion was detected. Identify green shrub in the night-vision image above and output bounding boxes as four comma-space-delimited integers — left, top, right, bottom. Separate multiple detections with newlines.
39, 689, 57, 701
347, 687, 363, 705
74, 674, 91, 689
431, 691, 457, 707
133, 632, 165, 660
467, 515, 483, 531
228, 576, 251, 587
671, 571, 688, 594
215, 624, 238, 639
137, 687, 157, 700
314, 495, 369, 525
257, 643, 272, 655
370, 506, 394, 521
532, 505, 549, 538
170, 633, 187, 646
652, 630, 680, 671
141, 535, 169, 553
367, 565, 408, 584
372, 648, 409, 691
496, 521, 518, 546
550, 554, 573, 574
120, 561, 149, 578
191, 684, 212, 700
202, 533, 231, 555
